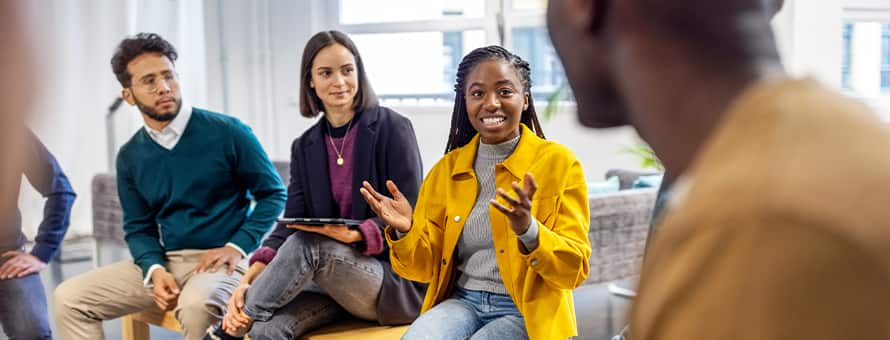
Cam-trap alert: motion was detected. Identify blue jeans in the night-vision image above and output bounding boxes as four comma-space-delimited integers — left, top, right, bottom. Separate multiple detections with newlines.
403, 287, 529, 340
0, 255, 52, 339
243, 232, 384, 339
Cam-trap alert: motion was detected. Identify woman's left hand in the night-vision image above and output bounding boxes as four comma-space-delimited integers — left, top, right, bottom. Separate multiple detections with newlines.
490, 173, 538, 235
287, 224, 364, 244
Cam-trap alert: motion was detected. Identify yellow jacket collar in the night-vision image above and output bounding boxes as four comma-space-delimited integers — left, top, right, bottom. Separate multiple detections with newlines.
450, 124, 544, 179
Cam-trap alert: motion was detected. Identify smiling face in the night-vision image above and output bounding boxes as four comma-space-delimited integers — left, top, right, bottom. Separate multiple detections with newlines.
121, 52, 182, 122
464, 59, 529, 144
309, 43, 359, 113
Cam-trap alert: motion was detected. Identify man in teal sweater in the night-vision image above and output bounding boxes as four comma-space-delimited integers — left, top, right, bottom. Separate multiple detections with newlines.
53, 33, 286, 340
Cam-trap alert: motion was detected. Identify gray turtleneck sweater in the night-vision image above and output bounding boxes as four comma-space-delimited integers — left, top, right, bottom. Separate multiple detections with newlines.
456, 134, 540, 294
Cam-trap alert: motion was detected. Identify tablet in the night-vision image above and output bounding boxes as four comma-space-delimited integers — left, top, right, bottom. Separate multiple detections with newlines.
277, 217, 364, 227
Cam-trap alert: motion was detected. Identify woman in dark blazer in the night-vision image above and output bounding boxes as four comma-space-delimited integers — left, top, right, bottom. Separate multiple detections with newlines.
209, 30, 426, 339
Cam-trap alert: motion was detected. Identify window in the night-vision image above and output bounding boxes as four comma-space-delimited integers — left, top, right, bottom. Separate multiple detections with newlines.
842, 22, 890, 93
350, 30, 485, 102
328, 0, 568, 105
841, 0, 890, 117
339, 0, 484, 24
503, 1, 568, 100
882, 23, 890, 90
842, 23, 853, 90
842, 1, 890, 92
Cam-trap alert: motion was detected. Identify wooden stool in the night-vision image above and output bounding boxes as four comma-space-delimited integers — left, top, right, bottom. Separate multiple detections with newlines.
121, 310, 181, 340
301, 319, 408, 340
120, 310, 407, 340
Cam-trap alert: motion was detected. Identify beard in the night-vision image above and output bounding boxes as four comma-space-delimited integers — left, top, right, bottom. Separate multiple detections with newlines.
134, 96, 181, 122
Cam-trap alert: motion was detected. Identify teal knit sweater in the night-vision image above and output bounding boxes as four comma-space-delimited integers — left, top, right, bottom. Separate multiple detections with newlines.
116, 108, 286, 276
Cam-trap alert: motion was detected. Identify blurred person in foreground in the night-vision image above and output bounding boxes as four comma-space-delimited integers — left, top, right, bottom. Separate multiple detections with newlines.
0, 3, 34, 236
0, 4, 72, 339
1, 129, 76, 340
547, 0, 890, 338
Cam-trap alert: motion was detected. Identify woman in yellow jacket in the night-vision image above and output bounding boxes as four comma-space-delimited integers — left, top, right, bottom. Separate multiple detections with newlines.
360, 46, 590, 340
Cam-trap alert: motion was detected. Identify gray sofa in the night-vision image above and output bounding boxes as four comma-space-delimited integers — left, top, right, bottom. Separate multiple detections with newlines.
91, 164, 657, 339
575, 188, 656, 339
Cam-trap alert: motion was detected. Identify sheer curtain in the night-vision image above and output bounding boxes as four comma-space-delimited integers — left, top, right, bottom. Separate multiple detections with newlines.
18, 0, 208, 238
203, 0, 321, 161
18, 0, 322, 239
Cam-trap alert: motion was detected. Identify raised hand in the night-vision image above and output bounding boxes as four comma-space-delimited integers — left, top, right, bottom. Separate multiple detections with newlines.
490, 172, 538, 235
360, 180, 413, 233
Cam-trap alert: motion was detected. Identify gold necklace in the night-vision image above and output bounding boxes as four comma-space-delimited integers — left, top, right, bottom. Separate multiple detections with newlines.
327, 119, 352, 166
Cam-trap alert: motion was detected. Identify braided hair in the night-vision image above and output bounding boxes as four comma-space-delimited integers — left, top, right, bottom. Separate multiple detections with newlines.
444, 46, 545, 154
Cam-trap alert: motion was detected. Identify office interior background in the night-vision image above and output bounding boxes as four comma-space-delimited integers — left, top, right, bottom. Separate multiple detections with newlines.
14, 0, 890, 251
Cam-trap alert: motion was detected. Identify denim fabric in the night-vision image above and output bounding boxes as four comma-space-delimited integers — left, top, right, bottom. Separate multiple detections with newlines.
243, 231, 384, 338
0, 256, 52, 339
403, 287, 529, 340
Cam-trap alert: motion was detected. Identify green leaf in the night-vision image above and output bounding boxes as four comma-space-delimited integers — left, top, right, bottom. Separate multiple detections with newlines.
621, 143, 664, 171
543, 84, 569, 121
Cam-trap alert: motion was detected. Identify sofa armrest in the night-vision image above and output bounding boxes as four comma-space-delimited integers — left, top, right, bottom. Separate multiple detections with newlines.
584, 189, 656, 285
91, 173, 126, 245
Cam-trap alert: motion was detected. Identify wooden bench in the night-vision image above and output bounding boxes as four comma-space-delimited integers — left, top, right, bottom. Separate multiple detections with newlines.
120, 310, 407, 340
121, 310, 180, 340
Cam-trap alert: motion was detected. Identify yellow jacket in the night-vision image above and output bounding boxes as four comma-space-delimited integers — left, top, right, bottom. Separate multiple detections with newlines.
386, 125, 591, 340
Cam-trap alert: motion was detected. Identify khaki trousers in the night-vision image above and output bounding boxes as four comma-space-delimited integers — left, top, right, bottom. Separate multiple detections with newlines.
53, 249, 246, 340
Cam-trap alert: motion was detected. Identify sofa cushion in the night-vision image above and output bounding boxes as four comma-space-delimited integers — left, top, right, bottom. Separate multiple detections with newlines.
632, 175, 663, 189
604, 169, 661, 190
588, 176, 621, 195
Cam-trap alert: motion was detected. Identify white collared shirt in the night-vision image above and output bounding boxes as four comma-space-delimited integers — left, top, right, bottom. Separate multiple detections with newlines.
144, 100, 192, 150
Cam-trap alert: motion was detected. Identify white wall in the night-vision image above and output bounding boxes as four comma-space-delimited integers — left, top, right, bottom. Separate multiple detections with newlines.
773, 0, 844, 87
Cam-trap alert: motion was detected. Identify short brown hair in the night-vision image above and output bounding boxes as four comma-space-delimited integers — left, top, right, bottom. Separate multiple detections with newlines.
299, 30, 378, 117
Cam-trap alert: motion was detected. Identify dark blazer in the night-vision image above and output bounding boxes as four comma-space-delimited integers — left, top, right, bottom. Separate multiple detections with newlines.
262, 105, 426, 325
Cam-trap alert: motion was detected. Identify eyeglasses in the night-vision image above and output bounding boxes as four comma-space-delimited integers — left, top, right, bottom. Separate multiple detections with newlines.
134, 73, 179, 93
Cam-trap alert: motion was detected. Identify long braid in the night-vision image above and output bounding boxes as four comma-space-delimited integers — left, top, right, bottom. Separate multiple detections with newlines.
444, 46, 545, 154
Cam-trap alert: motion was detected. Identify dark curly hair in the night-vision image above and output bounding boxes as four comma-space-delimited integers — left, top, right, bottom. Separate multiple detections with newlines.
444, 45, 544, 154
110, 33, 178, 87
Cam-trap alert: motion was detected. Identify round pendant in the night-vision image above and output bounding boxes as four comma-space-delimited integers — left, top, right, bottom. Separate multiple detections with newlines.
337, 157, 344, 166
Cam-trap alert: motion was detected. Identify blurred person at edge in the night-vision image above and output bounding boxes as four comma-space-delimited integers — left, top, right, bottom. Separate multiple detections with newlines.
0, 2, 73, 340
547, 0, 890, 338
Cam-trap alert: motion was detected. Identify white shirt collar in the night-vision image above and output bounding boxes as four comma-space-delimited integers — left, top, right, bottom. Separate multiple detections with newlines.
143, 99, 192, 150
144, 99, 191, 134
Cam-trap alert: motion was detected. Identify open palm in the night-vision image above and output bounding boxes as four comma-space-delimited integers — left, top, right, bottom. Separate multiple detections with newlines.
360, 180, 413, 232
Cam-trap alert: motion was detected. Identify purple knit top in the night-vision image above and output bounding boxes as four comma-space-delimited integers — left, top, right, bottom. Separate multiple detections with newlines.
325, 126, 383, 255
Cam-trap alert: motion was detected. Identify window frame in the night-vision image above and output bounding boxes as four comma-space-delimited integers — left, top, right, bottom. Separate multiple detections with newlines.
321, 0, 566, 105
